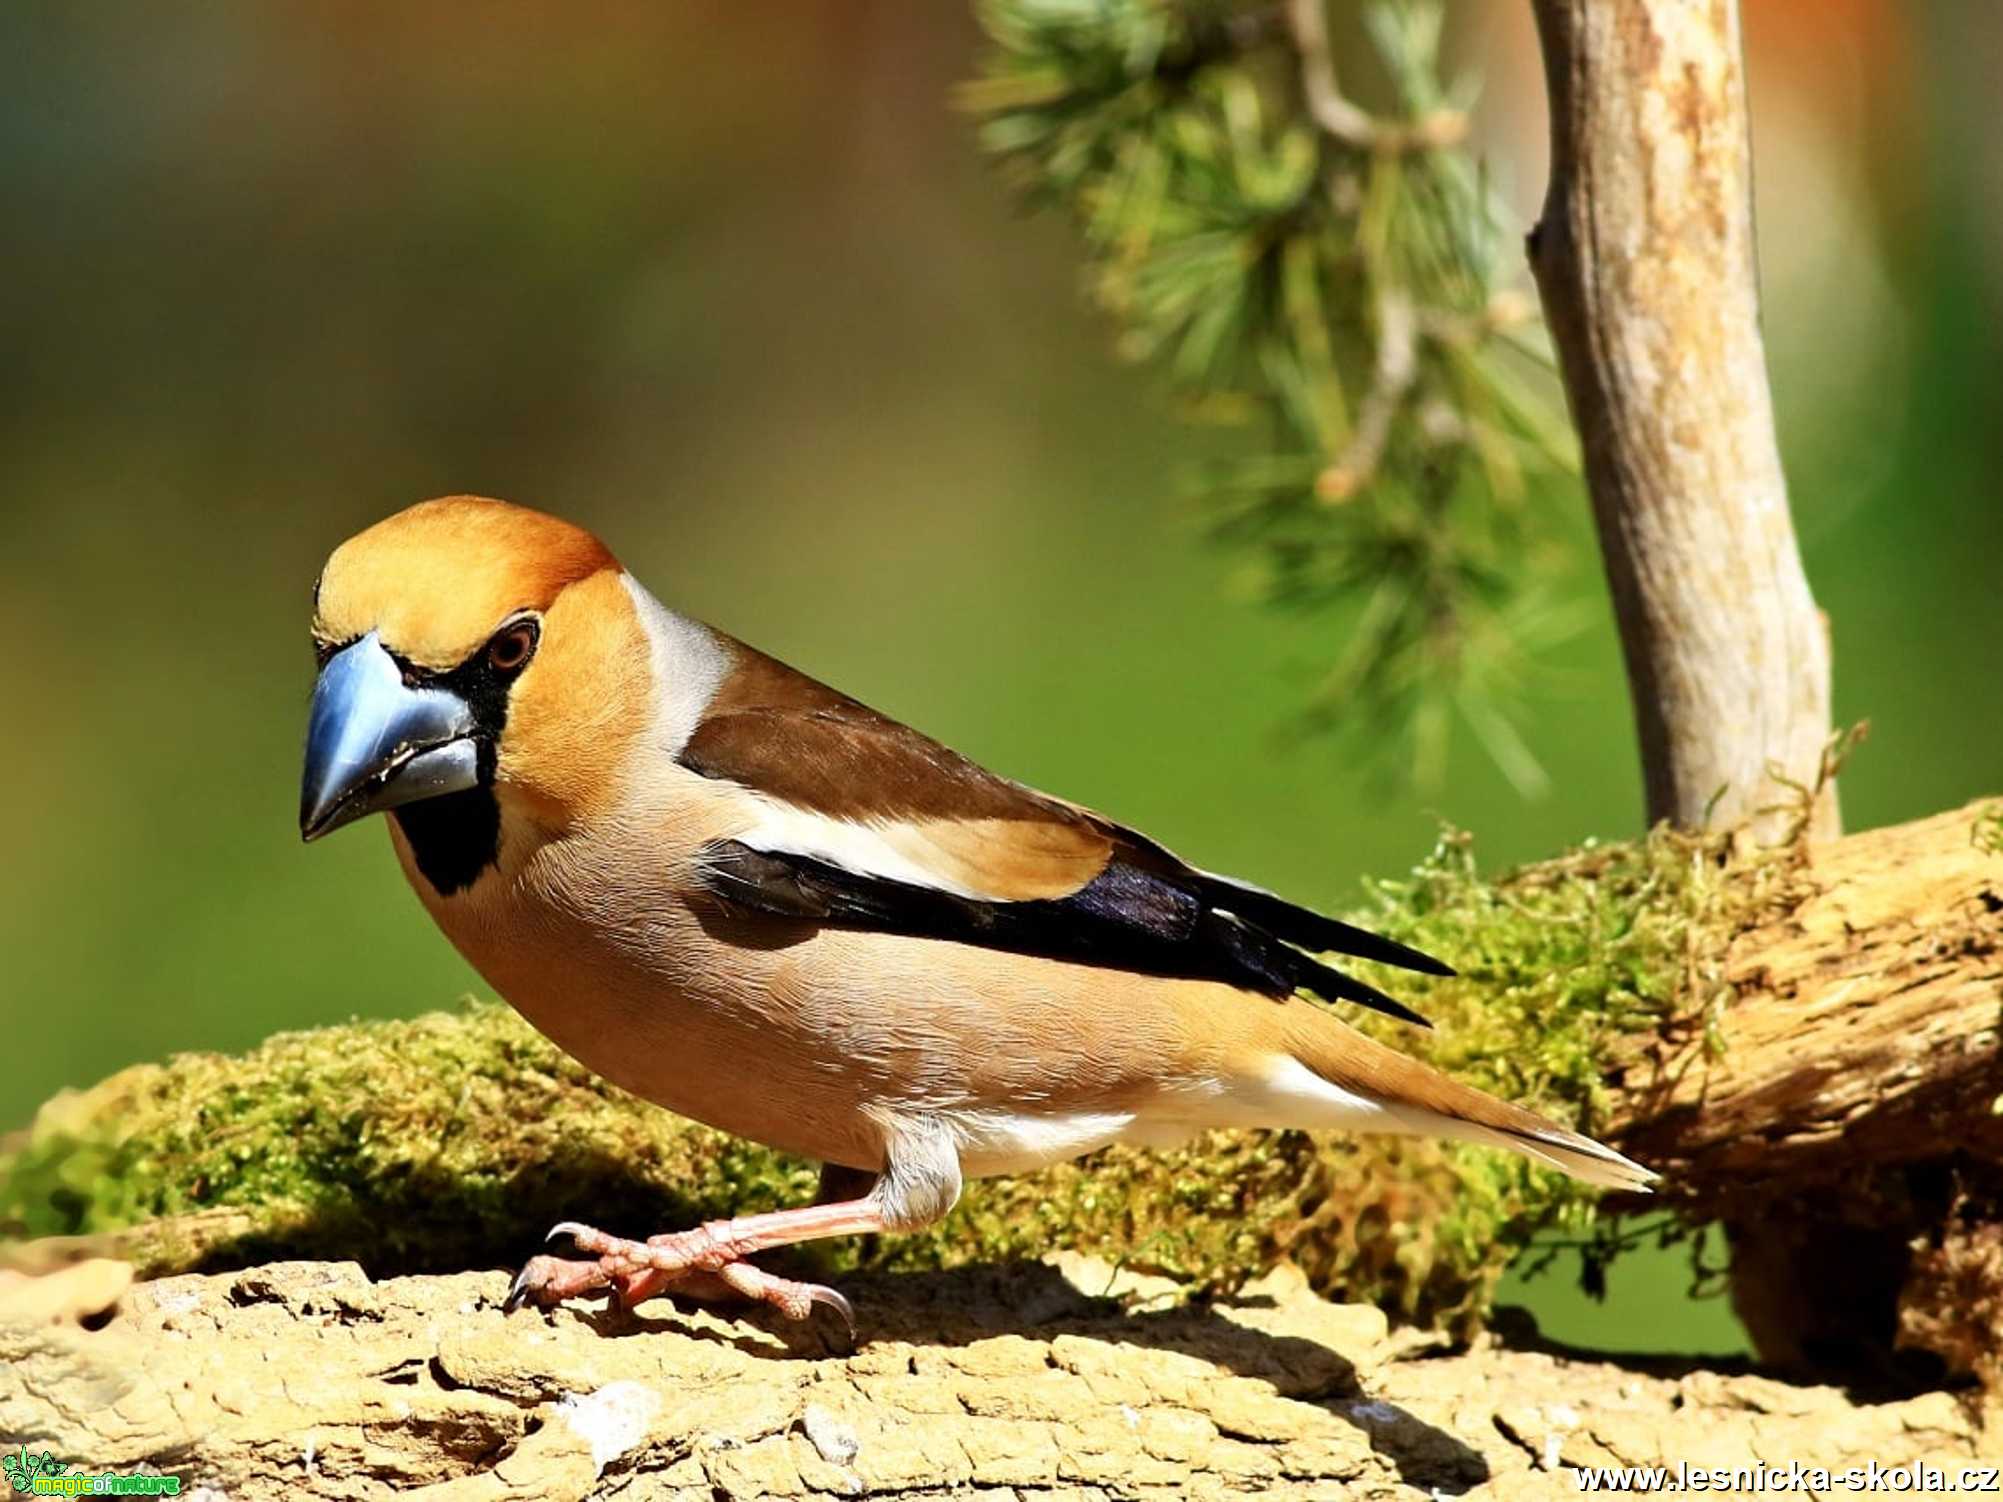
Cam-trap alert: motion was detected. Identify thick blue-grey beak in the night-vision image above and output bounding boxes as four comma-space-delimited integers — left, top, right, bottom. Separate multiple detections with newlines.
300, 632, 481, 841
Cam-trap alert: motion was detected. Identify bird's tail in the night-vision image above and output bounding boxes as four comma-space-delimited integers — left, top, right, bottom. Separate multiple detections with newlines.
1278, 1006, 1657, 1192
1388, 1097, 1657, 1191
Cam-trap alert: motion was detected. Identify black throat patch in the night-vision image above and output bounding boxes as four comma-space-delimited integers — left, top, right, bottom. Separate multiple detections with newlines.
382, 642, 517, 898
393, 781, 501, 897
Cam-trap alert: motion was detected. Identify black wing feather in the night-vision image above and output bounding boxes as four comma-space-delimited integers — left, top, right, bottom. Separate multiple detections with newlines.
1193, 872, 1456, 977
699, 839, 1433, 1028
1095, 826, 1453, 978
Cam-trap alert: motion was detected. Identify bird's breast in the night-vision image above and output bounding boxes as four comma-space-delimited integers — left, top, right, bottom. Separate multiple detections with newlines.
385, 809, 1274, 1179
387, 812, 887, 1169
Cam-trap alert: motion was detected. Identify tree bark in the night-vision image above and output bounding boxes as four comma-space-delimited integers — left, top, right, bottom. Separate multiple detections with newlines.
1614, 804, 2003, 1183
1607, 801, 2003, 1385
1524, 0, 1838, 843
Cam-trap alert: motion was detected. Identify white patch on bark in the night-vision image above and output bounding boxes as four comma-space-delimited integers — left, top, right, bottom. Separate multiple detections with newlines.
558, 1380, 661, 1473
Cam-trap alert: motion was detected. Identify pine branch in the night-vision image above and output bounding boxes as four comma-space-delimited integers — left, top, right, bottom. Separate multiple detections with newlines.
965, 0, 1580, 791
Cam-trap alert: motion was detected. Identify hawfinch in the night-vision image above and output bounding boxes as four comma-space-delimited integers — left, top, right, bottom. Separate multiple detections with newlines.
301, 496, 1652, 1331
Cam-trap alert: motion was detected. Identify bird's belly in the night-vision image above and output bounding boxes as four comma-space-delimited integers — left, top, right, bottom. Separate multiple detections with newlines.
941, 1106, 1140, 1179
499, 966, 891, 1170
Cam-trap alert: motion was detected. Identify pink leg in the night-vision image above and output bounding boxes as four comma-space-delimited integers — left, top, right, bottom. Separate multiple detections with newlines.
579, 1165, 881, 1314
505, 1197, 884, 1333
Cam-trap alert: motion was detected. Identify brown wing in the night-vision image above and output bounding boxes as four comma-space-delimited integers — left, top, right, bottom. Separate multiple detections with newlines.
681, 636, 1447, 1025
679, 638, 1116, 902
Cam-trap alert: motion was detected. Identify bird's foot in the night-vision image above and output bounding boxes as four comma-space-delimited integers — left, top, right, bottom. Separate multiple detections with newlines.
503, 1220, 854, 1337
503, 1251, 612, 1310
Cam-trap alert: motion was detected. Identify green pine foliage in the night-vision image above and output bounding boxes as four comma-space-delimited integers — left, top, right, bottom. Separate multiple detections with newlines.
963, 0, 1581, 789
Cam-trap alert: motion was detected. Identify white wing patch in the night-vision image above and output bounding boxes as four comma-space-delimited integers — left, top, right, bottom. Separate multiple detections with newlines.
734, 798, 997, 901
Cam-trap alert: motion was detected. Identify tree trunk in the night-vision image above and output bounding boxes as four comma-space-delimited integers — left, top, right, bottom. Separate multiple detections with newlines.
1524, 0, 1839, 843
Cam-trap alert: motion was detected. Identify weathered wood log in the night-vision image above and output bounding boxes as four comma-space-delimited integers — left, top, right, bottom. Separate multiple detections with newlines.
1609, 802, 2003, 1384
1, 1255, 1994, 1499
1617, 805, 2003, 1180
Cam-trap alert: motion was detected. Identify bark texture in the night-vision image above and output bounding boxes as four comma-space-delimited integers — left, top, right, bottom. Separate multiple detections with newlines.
1525, 0, 1838, 841
1610, 802, 2003, 1385
3, 1255, 1993, 1500
1616, 804, 2003, 1182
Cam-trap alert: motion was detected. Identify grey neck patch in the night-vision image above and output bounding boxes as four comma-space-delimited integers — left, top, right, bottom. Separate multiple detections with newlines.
618, 572, 730, 760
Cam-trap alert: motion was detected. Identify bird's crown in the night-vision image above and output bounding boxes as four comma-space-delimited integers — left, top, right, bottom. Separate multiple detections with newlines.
313, 495, 617, 669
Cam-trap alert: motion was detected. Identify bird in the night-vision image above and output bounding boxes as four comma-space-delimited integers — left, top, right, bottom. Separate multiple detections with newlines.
300, 495, 1654, 1332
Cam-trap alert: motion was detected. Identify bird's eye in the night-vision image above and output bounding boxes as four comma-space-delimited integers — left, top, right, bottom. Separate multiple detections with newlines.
488, 621, 538, 674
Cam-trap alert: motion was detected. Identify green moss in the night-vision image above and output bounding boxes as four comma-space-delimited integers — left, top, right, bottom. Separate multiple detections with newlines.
1973, 801, 2003, 858
0, 825, 1790, 1333
0, 1006, 821, 1278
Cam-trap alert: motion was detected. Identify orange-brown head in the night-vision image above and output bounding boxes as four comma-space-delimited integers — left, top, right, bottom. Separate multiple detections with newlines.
313, 495, 616, 669
302, 496, 647, 894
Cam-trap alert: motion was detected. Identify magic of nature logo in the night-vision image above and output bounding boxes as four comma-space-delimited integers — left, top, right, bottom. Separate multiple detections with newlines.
3, 1448, 182, 1497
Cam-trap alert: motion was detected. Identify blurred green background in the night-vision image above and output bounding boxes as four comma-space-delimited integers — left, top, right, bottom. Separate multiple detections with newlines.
3, 2, 1997, 1357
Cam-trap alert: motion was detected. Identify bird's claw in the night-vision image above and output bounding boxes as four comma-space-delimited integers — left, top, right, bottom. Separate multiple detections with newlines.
503, 1250, 611, 1312
712, 1257, 855, 1340
502, 1264, 532, 1314
506, 1220, 857, 1339
809, 1283, 857, 1342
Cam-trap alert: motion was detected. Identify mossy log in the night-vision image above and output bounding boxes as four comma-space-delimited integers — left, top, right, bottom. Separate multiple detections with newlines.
1611, 802, 2003, 1387
4, 801, 1999, 1389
